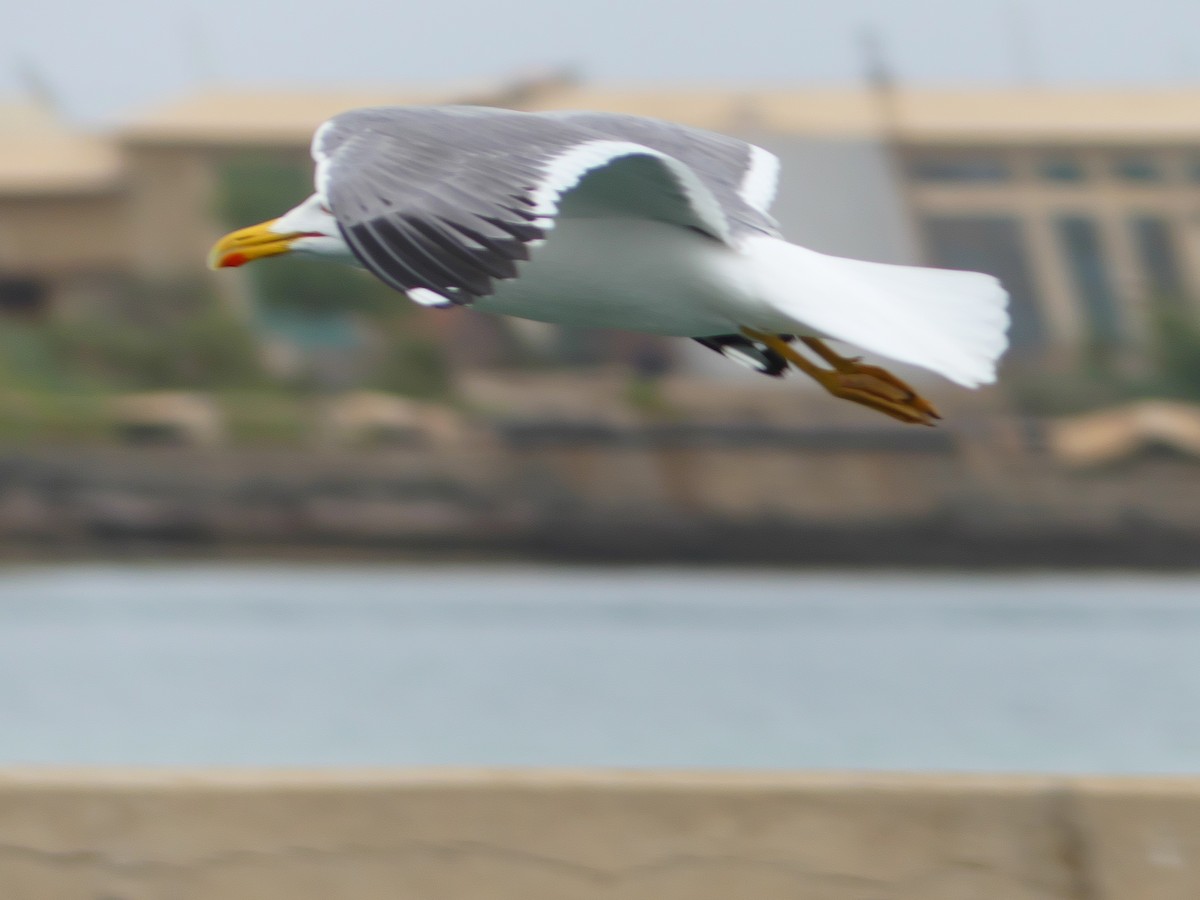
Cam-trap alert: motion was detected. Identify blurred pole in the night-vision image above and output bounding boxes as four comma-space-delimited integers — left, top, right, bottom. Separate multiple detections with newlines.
859, 26, 926, 262
1005, 1, 1041, 87
860, 27, 895, 121
16, 59, 59, 116
182, 14, 217, 86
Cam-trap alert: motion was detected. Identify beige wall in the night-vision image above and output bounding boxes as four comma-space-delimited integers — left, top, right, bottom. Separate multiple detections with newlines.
0, 193, 131, 274
122, 145, 221, 277
1, 769, 1200, 900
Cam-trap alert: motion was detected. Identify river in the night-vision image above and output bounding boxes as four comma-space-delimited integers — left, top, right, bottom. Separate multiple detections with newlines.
1, 564, 1198, 772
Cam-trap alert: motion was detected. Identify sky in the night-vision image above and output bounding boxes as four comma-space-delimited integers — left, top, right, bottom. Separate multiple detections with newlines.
8, 0, 1200, 122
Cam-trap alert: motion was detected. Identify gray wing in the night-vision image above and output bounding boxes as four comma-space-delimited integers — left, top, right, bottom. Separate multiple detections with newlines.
313, 106, 746, 305
546, 111, 781, 238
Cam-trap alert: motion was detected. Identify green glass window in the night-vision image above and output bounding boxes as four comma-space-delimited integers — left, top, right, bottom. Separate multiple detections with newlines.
1113, 156, 1163, 183
1040, 158, 1087, 183
909, 157, 1011, 183
1130, 216, 1186, 304
1055, 217, 1121, 346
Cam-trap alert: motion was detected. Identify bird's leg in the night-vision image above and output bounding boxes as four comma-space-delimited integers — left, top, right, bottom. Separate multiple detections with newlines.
799, 337, 941, 422
739, 328, 941, 426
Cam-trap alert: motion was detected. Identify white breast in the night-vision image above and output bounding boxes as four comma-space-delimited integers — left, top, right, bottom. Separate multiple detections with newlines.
472, 218, 750, 337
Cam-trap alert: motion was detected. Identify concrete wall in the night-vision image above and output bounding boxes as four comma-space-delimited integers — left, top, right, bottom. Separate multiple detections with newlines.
0, 431, 1198, 565
1, 769, 1199, 899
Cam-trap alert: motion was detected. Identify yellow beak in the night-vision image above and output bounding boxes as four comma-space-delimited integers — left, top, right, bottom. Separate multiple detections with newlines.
208, 219, 304, 269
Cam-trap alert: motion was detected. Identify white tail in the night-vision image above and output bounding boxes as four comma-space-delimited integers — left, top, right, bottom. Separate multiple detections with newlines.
742, 238, 1010, 387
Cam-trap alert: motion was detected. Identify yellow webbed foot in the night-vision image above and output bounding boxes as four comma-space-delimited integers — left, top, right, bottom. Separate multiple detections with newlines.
740, 329, 942, 426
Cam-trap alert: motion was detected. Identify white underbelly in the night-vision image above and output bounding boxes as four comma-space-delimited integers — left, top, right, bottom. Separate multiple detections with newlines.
471, 218, 747, 336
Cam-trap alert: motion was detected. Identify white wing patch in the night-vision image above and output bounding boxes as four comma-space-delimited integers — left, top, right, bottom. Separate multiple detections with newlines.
408, 287, 455, 308
531, 140, 733, 244
311, 118, 340, 200
740, 144, 780, 214
721, 344, 771, 372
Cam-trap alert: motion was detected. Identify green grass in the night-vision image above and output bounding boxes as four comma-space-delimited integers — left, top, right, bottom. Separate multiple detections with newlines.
0, 390, 112, 444
216, 390, 311, 445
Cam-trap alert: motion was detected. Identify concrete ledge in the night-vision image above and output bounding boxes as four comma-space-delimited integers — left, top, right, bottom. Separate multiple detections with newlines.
0, 769, 1197, 899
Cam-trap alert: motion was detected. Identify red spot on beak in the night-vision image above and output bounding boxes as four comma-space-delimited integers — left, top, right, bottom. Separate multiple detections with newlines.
221, 252, 249, 268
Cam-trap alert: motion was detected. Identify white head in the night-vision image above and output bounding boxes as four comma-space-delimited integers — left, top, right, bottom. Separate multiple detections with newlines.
208, 193, 356, 269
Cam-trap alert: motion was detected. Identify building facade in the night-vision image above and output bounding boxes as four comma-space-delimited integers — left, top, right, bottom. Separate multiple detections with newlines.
3, 84, 1200, 376
0, 103, 130, 320
904, 139, 1200, 365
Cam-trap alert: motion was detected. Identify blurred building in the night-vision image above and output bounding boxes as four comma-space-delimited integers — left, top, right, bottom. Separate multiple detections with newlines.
0, 102, 127, 319
3, 82, 1200, 375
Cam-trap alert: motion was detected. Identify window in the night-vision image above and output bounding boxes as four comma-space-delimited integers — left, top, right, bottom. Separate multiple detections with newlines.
1130, 216, 1187, 304
1113, 155, 1163, 183
909, 156, 1011, 183
921, 216, 1045, 353
1040, 158, 1087, 183
1055, 217, 1121, 346
0, 278, 47, 317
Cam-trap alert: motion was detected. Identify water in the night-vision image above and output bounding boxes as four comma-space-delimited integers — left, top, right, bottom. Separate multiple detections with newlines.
1, 564, 1199, 772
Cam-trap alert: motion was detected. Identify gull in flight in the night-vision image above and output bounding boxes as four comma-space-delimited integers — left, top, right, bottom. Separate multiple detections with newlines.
210, 106, 1009, 424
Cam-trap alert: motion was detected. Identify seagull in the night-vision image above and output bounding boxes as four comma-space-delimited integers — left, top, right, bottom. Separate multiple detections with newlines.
209, 106, 1009, 424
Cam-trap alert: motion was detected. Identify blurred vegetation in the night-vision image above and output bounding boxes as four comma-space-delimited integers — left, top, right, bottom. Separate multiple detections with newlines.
367, 315, 454, 399
0, 154, 467, 444
0, 280, 260, 394
0, 281, 279, 444
1009, 293, 1200, 415
1151, 302, 1200, 394
218, 390, 310, 445
0, 389, 111, 444
53, 279, 267, 392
